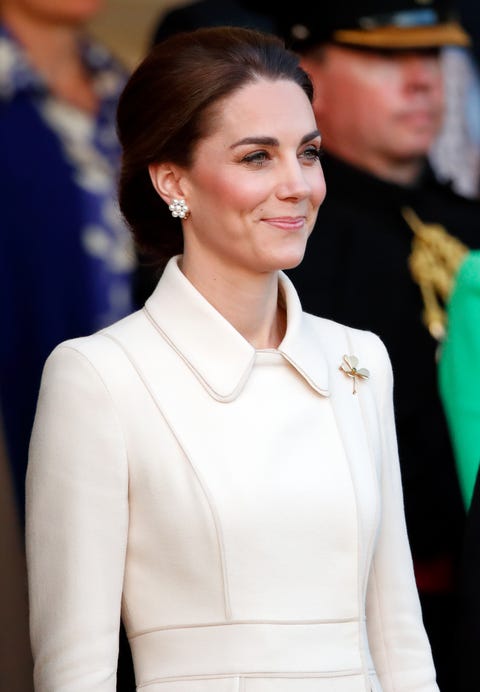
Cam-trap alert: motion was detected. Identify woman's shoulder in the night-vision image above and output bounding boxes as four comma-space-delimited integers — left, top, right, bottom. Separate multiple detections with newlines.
304, 311, 388, 355
45, 307, 148, 372
302, 311, 393, 388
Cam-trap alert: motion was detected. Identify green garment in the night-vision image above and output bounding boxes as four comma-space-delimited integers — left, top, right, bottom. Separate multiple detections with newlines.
438, 250, 480, 509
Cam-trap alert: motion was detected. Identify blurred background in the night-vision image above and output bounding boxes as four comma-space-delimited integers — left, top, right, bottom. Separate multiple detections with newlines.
88, 0, 183, 69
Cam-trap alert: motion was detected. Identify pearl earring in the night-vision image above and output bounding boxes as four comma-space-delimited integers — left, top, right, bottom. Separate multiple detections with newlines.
169, 198, 190, 219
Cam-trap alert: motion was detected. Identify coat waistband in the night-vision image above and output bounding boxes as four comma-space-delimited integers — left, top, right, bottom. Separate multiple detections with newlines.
130, 621, 365, 686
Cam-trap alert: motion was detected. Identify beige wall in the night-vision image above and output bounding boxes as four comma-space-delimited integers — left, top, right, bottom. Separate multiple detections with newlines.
88, 0, 188, 70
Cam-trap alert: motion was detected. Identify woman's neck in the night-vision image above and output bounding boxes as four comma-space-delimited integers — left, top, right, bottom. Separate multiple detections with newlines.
180, 256, 286, 350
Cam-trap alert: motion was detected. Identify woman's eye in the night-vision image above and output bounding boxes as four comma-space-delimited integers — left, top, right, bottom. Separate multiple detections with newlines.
302, 146, 322, 161
242, 151, 269, 166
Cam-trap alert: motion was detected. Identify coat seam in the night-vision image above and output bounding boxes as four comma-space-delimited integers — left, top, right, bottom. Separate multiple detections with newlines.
100, 331, 232, 620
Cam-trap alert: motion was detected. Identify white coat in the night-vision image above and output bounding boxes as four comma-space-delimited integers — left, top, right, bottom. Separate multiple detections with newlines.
26, 255, 439, 692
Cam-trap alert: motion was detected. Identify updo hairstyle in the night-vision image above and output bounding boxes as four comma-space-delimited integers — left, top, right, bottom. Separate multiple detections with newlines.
116, 26, 313, 266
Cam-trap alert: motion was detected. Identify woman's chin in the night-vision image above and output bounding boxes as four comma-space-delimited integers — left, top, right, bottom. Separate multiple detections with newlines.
278, 247, 308, 271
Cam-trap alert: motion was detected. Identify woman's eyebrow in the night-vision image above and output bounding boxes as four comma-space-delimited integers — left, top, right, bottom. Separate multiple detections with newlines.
231, 135, 279, 149
231, 130, 321, 150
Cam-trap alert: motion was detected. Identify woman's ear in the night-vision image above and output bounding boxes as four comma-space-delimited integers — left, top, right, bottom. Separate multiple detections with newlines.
148, 163, 184, 206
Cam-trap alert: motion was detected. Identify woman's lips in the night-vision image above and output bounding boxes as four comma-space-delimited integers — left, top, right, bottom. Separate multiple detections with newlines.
263, 217, 306, 230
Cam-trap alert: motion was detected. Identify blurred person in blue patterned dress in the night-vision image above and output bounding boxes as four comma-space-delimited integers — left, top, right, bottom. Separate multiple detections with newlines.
0, 0, 136, 523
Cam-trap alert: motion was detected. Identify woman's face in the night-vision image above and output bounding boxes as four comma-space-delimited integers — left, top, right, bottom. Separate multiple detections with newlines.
178, 78, 326, 278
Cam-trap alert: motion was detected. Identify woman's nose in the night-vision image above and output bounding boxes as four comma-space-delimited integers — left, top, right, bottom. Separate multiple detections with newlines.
276, 159, 312, 199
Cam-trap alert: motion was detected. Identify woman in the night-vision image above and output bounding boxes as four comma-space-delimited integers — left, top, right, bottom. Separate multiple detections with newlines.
26, 26, 439, 692
0, 0, 135, 520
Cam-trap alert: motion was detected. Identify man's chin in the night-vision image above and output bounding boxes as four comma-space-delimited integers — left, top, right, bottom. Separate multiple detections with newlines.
395, 136, 438, 161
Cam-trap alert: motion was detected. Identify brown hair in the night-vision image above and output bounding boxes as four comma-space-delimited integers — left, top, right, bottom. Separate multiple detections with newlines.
116, 25, 314, 266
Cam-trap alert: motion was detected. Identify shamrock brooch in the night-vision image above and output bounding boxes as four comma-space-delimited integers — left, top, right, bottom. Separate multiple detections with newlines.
339, 354, 370, 394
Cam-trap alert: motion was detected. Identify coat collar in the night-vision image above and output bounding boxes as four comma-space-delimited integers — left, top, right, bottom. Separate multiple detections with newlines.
144, 256, 330, 401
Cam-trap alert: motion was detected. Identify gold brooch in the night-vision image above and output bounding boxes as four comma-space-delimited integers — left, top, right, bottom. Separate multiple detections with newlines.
339, 354, 370, 394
